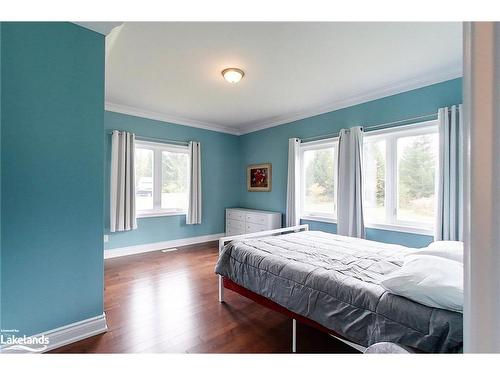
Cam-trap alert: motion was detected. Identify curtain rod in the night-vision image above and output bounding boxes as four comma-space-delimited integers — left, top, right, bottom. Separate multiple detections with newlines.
300, 112, 439, 143
109, 131, 189, 146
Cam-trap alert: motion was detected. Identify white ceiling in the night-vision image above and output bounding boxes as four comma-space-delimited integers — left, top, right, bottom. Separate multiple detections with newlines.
105, 22, 462, 135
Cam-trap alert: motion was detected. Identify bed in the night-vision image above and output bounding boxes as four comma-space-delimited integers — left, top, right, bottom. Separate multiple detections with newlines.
214, 225, 463, 353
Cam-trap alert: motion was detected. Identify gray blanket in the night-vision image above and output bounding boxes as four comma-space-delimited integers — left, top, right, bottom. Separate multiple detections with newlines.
215, 231, 463, 353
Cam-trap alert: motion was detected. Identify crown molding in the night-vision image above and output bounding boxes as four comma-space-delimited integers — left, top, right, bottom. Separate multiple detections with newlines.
106, 70, 461, 137
236, 69, 463, 135
105, 102, 240, 135
73, 22, 123, 35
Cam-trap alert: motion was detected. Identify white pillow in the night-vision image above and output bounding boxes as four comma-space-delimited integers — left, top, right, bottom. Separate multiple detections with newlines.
381, 254, 463, 312
422, 241, 464, 263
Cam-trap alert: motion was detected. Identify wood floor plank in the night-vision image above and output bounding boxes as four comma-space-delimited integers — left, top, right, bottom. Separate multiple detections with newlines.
51, 242, 358, 354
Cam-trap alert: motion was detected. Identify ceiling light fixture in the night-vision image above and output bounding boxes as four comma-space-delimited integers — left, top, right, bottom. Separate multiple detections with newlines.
222, 68, 244, 84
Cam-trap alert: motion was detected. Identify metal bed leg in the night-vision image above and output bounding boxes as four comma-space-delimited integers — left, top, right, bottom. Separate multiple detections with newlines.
292, 319, 297, 353
218, 275, 224, 302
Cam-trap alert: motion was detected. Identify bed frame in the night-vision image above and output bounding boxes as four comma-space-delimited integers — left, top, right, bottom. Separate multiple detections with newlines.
217, 224, 366, 353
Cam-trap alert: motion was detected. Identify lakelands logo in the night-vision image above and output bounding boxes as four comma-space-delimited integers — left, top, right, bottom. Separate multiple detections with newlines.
1, 329, 49, 353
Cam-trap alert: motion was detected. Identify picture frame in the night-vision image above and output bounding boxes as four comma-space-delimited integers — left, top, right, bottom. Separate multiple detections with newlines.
247, 163, 272, 192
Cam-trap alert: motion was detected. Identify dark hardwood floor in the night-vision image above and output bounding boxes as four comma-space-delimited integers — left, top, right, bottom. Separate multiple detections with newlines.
52, 242, 357, 353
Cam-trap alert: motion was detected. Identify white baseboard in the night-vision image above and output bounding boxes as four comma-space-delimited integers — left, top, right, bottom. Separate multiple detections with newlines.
104, 232, 224, 259
0, 313, 107, 354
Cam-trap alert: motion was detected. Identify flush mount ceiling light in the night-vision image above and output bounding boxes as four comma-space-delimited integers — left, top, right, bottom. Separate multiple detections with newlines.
222, 68, 245, 84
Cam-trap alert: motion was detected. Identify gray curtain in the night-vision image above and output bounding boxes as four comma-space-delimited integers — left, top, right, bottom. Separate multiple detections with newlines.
286, 138, 301, 227
337, 126, 365, 238
435, 105, 463, 241
186, 141, 202, 224
110, 130, 137, 232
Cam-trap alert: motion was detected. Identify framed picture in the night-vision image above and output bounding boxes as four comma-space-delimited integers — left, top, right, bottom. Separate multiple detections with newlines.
247, 163, 272, 192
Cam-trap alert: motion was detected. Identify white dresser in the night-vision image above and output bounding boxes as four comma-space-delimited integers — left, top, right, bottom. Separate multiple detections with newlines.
225, 208, 282, 236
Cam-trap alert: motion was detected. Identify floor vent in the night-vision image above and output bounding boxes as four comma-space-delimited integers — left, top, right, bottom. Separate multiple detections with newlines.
161, 248, 178, 253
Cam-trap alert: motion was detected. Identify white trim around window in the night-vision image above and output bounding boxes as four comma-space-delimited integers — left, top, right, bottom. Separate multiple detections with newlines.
300, 215, 337, 224
363, 120, 438, 235
135, 140, 189, 218
299, 138, 339, 221
364, 222, 434, 236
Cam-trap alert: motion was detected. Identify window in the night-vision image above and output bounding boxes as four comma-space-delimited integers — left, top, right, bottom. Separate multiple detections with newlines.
135, 148, 154, 211
363, 138, 386, 223
300, 139, 338, 221
363, 121, 439, 233
135, 140, 189, 217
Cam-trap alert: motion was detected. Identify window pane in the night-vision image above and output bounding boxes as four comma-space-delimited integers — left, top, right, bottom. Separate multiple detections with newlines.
135, 148, 154, 210
161, 151, 188, 212
397, 133, 438, 225
363, 139, 386, 223
303, 147, 335, 215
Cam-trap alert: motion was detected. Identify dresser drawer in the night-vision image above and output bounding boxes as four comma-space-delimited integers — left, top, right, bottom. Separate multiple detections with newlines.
245, 213, 268, 225
226, 226, 245, 236
226, 210, 245, 222
226, 218, 245, 231
246, 222, 267, 233
226, 208, 281, 235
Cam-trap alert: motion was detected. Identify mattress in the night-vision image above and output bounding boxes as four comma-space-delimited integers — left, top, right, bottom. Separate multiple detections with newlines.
215, 230, 463, 353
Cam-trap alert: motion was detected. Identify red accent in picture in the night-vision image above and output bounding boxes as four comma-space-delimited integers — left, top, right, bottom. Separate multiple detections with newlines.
250, 168, 268, 187
247, 163, 272, 192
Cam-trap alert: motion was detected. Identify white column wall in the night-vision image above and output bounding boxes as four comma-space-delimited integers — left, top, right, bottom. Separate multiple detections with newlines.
463, 22, 500, 353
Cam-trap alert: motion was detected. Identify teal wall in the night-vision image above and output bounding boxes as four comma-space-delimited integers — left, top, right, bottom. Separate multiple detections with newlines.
0, 22, 105, 336
239, 78, 463, 247
104, 111, 242, 249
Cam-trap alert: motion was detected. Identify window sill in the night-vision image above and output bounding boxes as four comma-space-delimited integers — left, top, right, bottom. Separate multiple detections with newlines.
300, 216, 433, 236
365, 223, 433, 236
300, 215, 337, 224
137, 211, 187, 219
